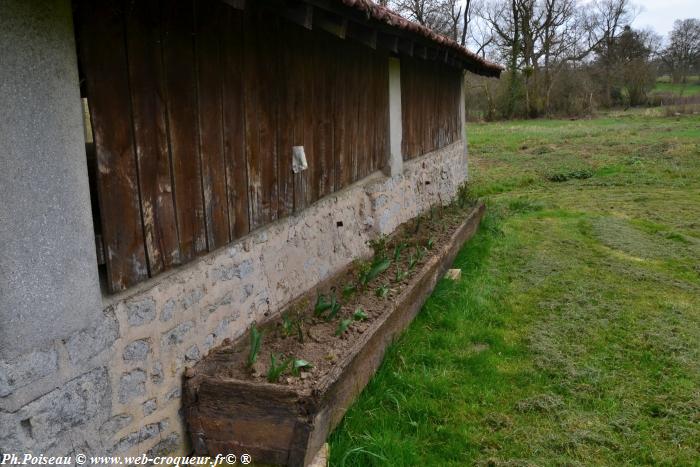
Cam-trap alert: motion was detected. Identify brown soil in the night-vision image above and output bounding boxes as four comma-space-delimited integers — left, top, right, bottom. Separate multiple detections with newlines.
207, 199, 478, 391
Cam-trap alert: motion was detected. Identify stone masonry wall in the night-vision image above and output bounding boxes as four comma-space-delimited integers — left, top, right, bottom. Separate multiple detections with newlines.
0, 140, 467, 461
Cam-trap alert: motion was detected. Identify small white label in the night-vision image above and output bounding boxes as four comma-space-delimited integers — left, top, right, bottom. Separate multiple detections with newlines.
292, 146, 308, 173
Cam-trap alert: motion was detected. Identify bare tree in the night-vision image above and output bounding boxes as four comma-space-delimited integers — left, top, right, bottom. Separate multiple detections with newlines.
586, 0, 636, 106
662, 18, 700, 84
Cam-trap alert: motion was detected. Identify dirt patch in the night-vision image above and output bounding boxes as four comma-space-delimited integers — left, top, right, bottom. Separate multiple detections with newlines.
206, 200, 480, 391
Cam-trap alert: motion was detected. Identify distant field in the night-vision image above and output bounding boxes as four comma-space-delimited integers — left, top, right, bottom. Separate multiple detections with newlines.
652, 75, 700, 96
329, 110, 700, 465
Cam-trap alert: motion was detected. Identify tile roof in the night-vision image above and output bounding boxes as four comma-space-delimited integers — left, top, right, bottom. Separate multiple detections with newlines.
338, 0, 503, 77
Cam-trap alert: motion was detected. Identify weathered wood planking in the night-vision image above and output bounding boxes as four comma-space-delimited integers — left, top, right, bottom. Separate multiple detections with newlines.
401, 57, 462, 160
276, 20, 295, 219
243, 11, 278, 229
79, 2, 393, 291
195, 0, 231, 251
124, 0, 181, 275
222, 8, 250, 239
78, 0, 148, 292
161, 0, 208, 261
291, 25, 310, 213
318, 36, 336, 198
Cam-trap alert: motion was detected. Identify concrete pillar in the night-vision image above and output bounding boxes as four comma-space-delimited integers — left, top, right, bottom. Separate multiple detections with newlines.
0, 0, 102, 359
384, 57, 403, 177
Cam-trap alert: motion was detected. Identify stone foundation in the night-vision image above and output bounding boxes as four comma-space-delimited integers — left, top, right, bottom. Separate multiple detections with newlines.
0, 140, 467, 459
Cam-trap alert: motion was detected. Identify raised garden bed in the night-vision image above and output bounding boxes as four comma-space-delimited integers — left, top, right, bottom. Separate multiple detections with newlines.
184, 199, 486, 466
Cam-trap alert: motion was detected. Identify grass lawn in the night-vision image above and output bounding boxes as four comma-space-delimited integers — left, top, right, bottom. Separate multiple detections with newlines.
652, 76, 700, 96
328, 110, 700, 466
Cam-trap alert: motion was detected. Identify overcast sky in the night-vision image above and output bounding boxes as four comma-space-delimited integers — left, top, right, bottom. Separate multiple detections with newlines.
632, 0, 700, 37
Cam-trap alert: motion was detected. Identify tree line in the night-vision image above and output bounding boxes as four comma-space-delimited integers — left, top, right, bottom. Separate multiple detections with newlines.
377, 0, 700, 119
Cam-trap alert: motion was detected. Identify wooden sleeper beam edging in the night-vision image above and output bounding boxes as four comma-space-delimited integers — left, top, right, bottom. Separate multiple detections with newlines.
184, 202, 486, 467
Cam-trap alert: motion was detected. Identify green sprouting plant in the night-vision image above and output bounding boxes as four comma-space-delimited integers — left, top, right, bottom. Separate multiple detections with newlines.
291, 359, 313, 377
457, 182, 475, 208
393, 242, 407, 262
342, 283, 357, 299
247, 323, 262, 368
376, 284, 389, 299
426, 237, 435, 250
353, 308, 368, 321
413, 216, 423, 235
315, 292, 341, 321
368, 235, 388, 261
281, 312, 293, 337
359, 258, 392, 286
336, 319, 352, 336
395, 266, 408, 282
327, 294, 342, 321
314, 293, 331, 316
355, 259, 371, 286
407, 253, 418, 272
416, 246, 427, 262
267, 353, 292, 383
295, 318, 304, 344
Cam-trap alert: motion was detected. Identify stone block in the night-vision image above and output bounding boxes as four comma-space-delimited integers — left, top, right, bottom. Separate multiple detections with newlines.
122, 340, 151, 362
160, 299, 176, 322
161, 321, 194, 347
0, 348, 58, 398
184, 345, 200, 362
147, 432, 180, 457
65, 308, 119, 365
17, 368, 110, 443
142, 398, 157, 416
118, 369, 146, 404
126, 298, 156, 327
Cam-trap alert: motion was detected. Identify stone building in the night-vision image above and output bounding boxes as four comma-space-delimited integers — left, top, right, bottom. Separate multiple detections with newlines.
0, 0, 501, 460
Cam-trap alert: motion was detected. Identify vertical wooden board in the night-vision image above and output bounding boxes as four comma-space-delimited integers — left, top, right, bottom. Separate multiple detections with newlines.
348, 45, 360, 183
291, 25, 309, 213
262, 17, 279, 223
261, 17, 279, 223
78, 0, 148, 291
276, 21, 294, 219
375, 52, 389, 173
424, 63, 430, 152
242, 12, 265, 229
376, 53, 389, 172
322, 37, 336, 197
308, 32, 321, 202
195, 0, 230, 250
124, 0, 180, 275
298, 27, 315, 210
366, 51, 376, 174
358, 51, 370, 179
311, 34, 333, 200
161, 0, 207, 261
333, 42, 350, 190
222, 8, 249, 239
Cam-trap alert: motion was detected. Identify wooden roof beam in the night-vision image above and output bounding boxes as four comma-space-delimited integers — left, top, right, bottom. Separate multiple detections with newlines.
314, 9, 347, 38
397, 37, 414, 57
377, 32, 399, 53
346, 21, 377, 49
260, 0, 313, 29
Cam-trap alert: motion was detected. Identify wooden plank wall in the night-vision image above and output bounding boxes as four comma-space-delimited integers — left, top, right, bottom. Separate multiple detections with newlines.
77, 0, 389, 292
400, 57, 463, 160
